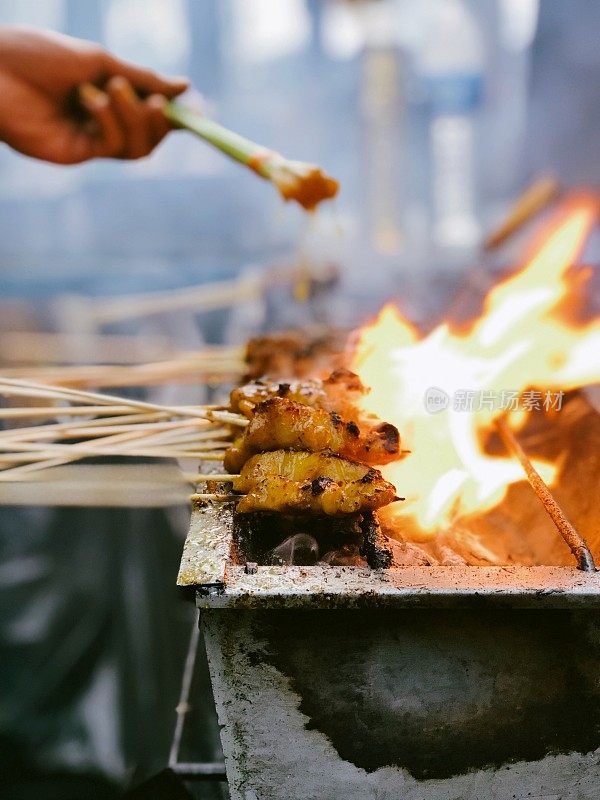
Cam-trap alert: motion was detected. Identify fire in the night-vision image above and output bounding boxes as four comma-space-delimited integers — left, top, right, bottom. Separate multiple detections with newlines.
351, 198, 599, 538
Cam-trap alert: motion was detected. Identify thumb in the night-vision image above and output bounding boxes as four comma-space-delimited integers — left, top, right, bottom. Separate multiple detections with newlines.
103, 53, 189, 98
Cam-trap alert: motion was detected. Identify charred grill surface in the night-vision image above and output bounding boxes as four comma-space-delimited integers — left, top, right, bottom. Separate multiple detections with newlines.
233, 509, 399, 568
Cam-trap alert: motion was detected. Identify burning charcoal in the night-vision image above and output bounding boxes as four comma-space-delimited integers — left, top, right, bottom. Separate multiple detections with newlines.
268, 533, 319, 566
388, 539, 438, 567
443, 527, 503, 566
321, 544, 367, 567
359, 513, 393, 568
435, 544, 468, 566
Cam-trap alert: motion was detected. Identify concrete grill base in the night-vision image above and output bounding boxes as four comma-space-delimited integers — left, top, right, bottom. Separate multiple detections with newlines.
201, 607, 600, 800
180, 504, 600, 798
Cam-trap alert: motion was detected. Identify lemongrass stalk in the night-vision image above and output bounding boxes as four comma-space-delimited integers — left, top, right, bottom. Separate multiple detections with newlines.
165, 103, 339, 211
165, 103, 272, 174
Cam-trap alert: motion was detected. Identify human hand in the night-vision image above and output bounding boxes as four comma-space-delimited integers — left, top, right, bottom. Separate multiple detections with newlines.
0, 26, 189, 163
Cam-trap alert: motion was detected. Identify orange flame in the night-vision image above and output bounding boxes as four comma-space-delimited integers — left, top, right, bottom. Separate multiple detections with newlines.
351, 197, 599, 537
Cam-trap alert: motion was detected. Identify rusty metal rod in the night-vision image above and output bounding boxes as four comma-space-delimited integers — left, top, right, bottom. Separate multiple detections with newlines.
483, 175, 560, 251
496, 417, 596, 572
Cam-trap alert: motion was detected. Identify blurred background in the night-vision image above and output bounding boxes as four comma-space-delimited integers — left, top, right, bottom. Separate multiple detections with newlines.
0, 1, 598, 798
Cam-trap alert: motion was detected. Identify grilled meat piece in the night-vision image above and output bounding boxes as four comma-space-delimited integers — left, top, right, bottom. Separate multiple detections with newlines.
233, 450, 398, 515
244, 330, 347, 380
224, 395, 400, 472
230, 369, 367, 419
230, 378, 326, 419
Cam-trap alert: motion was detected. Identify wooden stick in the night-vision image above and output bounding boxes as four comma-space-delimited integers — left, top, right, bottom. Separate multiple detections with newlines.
0, 440, 228, 458
2, 355, 244, 388
0, 405, 141, 419
0, 463, 192, 507
0, 422, 230, 444
190, 493, 236, 502
0, 424, 165, 479
0, 332, 173, 365
495, 416, 596, 572
0, 378, 248, 426
89, 274, 263, 325
0, 417, 228, 477
186, 473, 239, 483
0, 412, 178, 443
484, 175, 560, 251
0, 450, 226, 480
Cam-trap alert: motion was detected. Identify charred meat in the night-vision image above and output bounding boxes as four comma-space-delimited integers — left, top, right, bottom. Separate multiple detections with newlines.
233, 450, 398, 515
244, 330, 348, 380
224, 395, 400, 473
230, 369, 367, 420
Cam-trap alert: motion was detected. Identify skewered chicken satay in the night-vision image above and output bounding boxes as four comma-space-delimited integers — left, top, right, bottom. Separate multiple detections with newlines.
230, 378, 326, 418
244, 331, 348, 380
233, 450, 398, 515
223, 396, 400, 473
230, 369, 366, 420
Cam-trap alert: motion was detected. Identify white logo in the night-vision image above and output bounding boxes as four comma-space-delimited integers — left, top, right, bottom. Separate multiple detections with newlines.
424, 387, 449, 414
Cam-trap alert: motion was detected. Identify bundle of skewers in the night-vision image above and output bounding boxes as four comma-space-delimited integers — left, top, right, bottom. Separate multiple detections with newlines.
0, 366, 404, 524
1, 346, 246, 389
0, 377, 246, 482
0, 366, 407, 569
0, 330, 349, 492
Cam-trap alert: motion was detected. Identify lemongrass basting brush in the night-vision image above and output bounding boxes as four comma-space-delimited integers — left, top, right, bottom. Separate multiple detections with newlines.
164, 103, 339, 211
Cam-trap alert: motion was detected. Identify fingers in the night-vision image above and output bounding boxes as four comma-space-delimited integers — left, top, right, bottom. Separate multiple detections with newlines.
102, 51, 189, 98
79, 82, 125, 157
79, 78, 172, 159
106, 76, 152, 158
146, 94, 172, 144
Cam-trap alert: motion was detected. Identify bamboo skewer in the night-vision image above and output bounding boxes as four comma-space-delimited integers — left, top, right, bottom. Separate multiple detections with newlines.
191, 493, 235, 502
0, 424, 165, 480
0, 463, 194, 507
89, 275, 263, 325
0, 438, 227, 459
2, 353, 245, 388
0, 419, 230, 445
495, 416, 596, 572
185, 473, 238, 484
0, 412, 178, 443
0, 377, 248, 427
0, 373, 246, 482
0, 447, 226, 480
0, 332, 174, 365
0, 405, 150, 420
